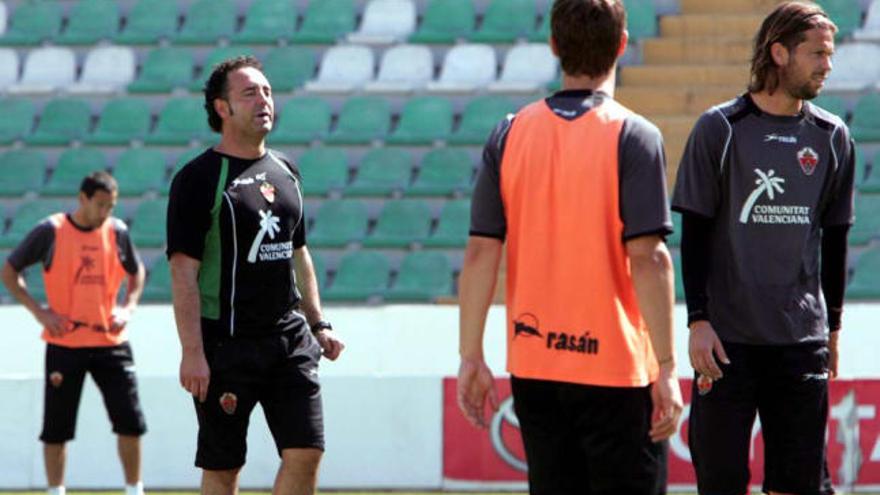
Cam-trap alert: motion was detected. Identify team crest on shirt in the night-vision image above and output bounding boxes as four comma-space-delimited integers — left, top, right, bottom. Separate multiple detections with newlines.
49, 372, 63, 388
797, 146, 819, 176
696, 374, 713, 396
260, 181, 276, 203
219, 392, 238, 415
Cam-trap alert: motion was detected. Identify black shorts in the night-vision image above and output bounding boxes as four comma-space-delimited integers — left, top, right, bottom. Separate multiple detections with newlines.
511, 376, 667, 495
688, 341, 832, 495
194, 328, 324, 470
41, 342, 146, 443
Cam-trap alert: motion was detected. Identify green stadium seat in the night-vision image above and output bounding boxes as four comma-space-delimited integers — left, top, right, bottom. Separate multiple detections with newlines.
528, 11, 550, 42
323, 251, 390, 301
856, 149, 869, 185
0, 150, 46, 196
234, 0, 297, 44
308, 199, 369, 247
128, 48, 194, 94
297, 148, 348, 196
672, 252, 685, 302
264, 47, 316, 92
114, 149, 168, 196
850, 194, 880, 244
410, 0, 475, 43
812, 94, 848, 121
364, 200, 432, 247
860, 151, 880, 192
269, 97, 331, 144
626, 0, 658, 41
310, 251, 327, 291
163, 148, 206, 194
43, 149, 107, 197
175, 0, 236, 45
667, 212, 682, 247
292, 0, 356, 44
408, 149, 473, 196
387, 97, 453, 145
26, 99, 92, 146
115, 0, 179, 44
22, 267, 47, 303
143, 256, 172, 302
449, 96, 516, 145
851, 93, 880, 143
471, 0, 535, 43
0, 98, 35, 144
386, 251, 453, 301
326, 97, 391, 145
347, 148, 412, 196
131, 199, 168, 248
57, 0, 119, 45
847, 247, 880, 299
817, 0, 862, 39
0, 199, 68, 248
190, 46, 257, 92
424, 199, 469, 247
146, 98, 210, 145
0, 2, 62, 46
87, 99, 151, 145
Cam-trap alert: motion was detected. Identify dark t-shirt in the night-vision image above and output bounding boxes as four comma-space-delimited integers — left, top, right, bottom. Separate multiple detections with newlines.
672, 94, 855, 345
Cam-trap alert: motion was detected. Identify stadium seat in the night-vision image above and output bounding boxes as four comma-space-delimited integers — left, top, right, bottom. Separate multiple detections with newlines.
57, 0, 119, 45
626, 0, 659, 41
860, 151, 880, 192
310, 251, 327, 290
386, 251, 453, 301
363, 200, 432, 247
269, 97, 331, 145
424, 199, 470, 247
143, 256, 172, 302
0, 149, 46, 196
812, 94, 848, 120
528, 11, 550, 42
297, 147, 349, 196
26, 98, 92, 146
304, 45, 375, 93
113, 149, 168, 196
410, 0, 475, 43
326, 96, 390, 144
849, 194, 880, 244
347, 148, 412, 196
471, 0, 535, 42
0, 2, 61, 46
855, 0, 880, 41
69, 46, 136, 94
323, 250, 390, 301
0, 2, 7, 36
672, 252, 685, 301
489, 43, 558, 93
163, 148, 205, 194
348, 0, 416, 44
851, 93, 880, 143
7, 47, 75, 94
816, 0, 862, 39
22, 267, 47, 302
292, 0, 356, 44
175, 0, 236, 44
408, 149, 473, 196
128, 48, 194, 94
308, 199, 369, 247
847, 247, 880, 299
0, 48, 18, 90
43, 149, 107, 197
856, 149, 869, 186
449, 96, 516, 145
0, 199, 68, 248
264, 46, 316, 92
130, 199, 168, 248
234, 0, 297, 44
825, 43, 880, 92
0, 98, 35, 144
190, 46, 256, 92
115, 0, 179, 44
387, 96, 453, 144
87, 99, 152, 145
146, 98, 210, 145
427, 44, 497, 93
364, 44, 433, 94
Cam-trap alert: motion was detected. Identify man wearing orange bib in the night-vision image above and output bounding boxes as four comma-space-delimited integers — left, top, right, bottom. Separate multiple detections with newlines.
457, 1, 683, 493
1, 172, 146, 495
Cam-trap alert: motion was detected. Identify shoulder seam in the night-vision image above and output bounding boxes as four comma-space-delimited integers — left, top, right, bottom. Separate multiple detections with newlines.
710, 107, 734, 175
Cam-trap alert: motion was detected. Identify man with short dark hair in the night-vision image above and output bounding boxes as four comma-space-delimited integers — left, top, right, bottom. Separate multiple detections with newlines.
167, 56, 343, 495
673, 2, 854, 494
1, 171, 146, 495
457, 1, 682, 493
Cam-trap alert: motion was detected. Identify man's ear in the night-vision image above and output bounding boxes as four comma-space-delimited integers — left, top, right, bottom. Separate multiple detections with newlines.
213, 98, 230, 120
617, 29, 629, 58
770, 41, 790, 67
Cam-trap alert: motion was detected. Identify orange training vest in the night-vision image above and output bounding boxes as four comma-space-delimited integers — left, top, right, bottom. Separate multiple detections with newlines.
501, 98, 659, 387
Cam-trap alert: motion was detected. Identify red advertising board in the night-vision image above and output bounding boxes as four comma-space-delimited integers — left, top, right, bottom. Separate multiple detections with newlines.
443, 378, 880, 490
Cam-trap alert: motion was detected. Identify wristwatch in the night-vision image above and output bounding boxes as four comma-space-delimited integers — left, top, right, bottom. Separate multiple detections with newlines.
311, 320, 333, 333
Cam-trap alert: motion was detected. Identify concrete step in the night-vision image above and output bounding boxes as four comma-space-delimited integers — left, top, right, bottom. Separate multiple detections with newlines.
679, 0, 781, 15
660, 14, 765, 38
642, 38, 753, 65
617, 86, 741, 115
620, 64, 749, 87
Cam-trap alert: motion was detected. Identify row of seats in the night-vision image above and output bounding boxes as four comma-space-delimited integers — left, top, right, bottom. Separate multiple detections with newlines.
0, 0, 661, 47
0, 95, 522, 147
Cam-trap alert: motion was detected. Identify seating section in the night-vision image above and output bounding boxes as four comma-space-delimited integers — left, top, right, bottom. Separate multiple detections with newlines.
326, 96, 390, 144
347, 148, 412, 196
146, 98, 210, 145
0, 199, 69, 248
309, 199, 369, 247
826, 43, 880, 91
27, 98, 91, 145
323, 251, 390, 301
263, 47, 315, 92
847, 246, 880, 299
408, 149, 473, 196
88, 98, 152, 145
68, 46, 136, 94
115, 0, 179, 44
114, 149, 168, 196
175, 0, 236, 45
0, 149, 46, 196
304, 45, 374, 93
143, 256, 172, 302
410, 0, 475, 43
0, 2, 61, 46
293, 0, 356, 44
297, 148, 348, 196
364, 44, 433, 93
471, 0, 535, 42
270, 97, 331, 145
388, 96, 453, 144
234, 0, 297, 44
0, 98, 34, 144
364, 200, 432, 247
450, 96, 516, 144
43, 148, 107, 196
8, 47, 75, 94
386, 251, 453, 301
57, 0, 119, 45
851, 93, 880, 143
131, 199, 168, 248
348, 0, 417, 44
427, 44, 497, 93
128, 48, 194, 93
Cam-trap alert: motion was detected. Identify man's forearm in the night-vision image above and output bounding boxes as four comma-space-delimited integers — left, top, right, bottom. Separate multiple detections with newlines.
459, 237, 503, 360
1, 262, 42, 316
121, 263, 146, 311
628, 239, 676, 365
294, 247, 323, 324
170, 255, 204, 352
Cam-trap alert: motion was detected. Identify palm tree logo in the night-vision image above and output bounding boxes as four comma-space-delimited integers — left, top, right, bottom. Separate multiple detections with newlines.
74, 256, 95, 284
739, 169, 785, 224
247, 209, 281, 263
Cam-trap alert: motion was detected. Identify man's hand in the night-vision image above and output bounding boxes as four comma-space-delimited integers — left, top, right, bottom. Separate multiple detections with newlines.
36, 308, 67, 337
829, 331, 840, 379
316, 330, 345, 360
457, 357, 499, 429
109, 306, 133, 333
650, 364, 684, 442
180, 347, 210, 403
688, 320, 730, 380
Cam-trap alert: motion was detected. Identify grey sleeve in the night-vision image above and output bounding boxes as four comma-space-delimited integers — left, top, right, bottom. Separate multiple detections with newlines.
7, 221, 55, 272
821, 126, 856, 227
113, 219, 142, 275
619, 115, 673, 241
469, 116, 513, 240
671, 109, 729, 218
